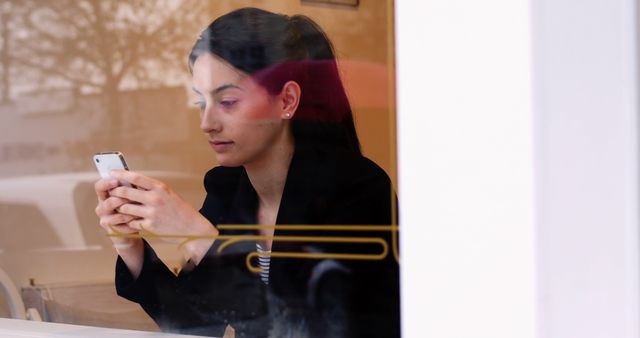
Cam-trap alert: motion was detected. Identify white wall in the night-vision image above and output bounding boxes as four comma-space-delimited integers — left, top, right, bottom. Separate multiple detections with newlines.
533, 0, 640, 337
396, 1, 536, 337
397, 0, 640, 337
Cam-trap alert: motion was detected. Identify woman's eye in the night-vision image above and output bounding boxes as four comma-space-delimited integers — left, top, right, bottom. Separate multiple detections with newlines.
220, 100, 238, 108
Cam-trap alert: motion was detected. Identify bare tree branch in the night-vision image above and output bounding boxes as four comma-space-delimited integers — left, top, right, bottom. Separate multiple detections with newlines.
4, 0, 209, 124
12, 56, 103, 89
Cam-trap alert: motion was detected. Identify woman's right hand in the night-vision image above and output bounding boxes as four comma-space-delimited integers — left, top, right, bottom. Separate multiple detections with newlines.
94, 177, 140, 244
94, 177, 144, 278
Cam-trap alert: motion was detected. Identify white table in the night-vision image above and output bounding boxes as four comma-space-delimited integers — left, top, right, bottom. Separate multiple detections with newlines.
0, 318, 216, 338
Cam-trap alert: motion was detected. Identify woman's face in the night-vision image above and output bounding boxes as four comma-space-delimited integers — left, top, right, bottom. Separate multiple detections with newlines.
192, 53, 289, 167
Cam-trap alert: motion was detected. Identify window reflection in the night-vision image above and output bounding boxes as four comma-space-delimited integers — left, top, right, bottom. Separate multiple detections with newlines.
0, 1, 398, 337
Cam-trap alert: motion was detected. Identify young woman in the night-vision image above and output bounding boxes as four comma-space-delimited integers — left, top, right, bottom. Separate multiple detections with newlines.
94, 7, 399, 338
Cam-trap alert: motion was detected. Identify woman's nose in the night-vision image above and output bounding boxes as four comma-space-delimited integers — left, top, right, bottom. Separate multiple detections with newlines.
199, 106, 222, 133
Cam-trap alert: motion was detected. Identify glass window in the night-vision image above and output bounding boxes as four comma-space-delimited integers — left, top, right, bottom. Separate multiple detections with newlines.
0, 1, 399, 337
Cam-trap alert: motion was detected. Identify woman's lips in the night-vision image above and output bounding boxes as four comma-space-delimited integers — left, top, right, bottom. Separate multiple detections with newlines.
209, 140, 234, 153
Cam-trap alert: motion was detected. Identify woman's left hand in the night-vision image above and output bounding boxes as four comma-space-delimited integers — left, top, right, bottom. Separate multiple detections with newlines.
107, 170, 218, 263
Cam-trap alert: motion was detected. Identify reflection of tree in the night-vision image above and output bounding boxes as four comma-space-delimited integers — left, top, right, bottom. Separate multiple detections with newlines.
1, 2, 30, 104
5, 0, 208, 144
0, 3, 10, 103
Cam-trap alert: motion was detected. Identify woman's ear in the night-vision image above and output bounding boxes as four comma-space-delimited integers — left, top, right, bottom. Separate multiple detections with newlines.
279, 81, 301, 120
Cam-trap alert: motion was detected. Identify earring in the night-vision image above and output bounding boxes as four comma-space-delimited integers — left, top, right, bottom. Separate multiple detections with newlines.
284, 112, 291, 119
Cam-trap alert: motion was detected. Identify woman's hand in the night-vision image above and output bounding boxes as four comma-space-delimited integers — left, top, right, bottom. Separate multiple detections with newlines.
94, 177, 141, 246
94, 177, 144, 278
107, 170, 219, 265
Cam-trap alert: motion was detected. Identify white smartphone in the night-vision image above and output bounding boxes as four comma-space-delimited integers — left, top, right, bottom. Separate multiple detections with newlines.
93, 151, 133, 187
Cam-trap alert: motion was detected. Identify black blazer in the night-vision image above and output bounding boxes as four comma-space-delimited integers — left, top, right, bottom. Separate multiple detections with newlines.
115, 146, 400, 338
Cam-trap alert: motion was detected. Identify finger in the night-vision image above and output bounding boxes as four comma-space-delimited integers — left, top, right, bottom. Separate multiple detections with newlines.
97, 196, 130, 216
94, 178, 120, 201
117, 202, 150, 219
109, 170, 160, 191
99, 213, 137, 230
109, 186, 152, 205
104, 196, 130, 211
105, 223, 139, 236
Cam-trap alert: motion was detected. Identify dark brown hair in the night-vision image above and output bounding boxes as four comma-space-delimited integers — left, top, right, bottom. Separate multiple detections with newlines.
189, 7, 361, 155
